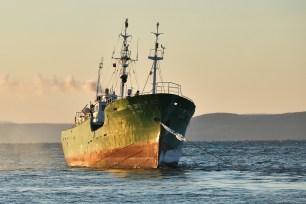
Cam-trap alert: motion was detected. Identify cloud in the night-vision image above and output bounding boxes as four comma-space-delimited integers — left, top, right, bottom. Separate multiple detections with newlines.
0, 74, 18, 90
0, 74, 96, 94
83, 79, 97, 93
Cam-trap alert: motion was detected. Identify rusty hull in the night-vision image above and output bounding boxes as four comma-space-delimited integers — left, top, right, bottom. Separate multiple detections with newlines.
61, 94, 195, 169
66, 141, 159, 168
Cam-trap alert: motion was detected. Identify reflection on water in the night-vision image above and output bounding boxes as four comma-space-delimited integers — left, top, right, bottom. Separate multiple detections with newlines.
0, 141, 306, 203
100, 168, 189, 180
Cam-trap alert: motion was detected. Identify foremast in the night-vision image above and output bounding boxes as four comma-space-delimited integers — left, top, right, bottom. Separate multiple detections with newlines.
148, 22, 165, 94
112, 19, 136, 98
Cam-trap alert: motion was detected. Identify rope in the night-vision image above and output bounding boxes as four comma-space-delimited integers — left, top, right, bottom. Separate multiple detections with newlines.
142, 65, 153, 93
128, 69, 133, 89
159, 122, 186, 142
155, 117, 244, 171
157, 61, 165, 92
101, 62, 111, 87
113, 67, 120, 92
131, 62, 140, 90
106, 66, 117, 89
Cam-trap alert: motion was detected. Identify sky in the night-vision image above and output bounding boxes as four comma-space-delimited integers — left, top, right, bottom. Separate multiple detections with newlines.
0, 0, 305, 123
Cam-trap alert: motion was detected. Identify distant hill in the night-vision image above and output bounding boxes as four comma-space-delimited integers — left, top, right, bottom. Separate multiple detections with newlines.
186, 112, 306, 141
0, 121, 15, 124
0, 123, 71, 143
0, 112, 305, 143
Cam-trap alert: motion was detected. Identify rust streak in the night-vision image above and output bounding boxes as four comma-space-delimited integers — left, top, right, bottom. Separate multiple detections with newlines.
67, 141, 159, 168
111, 150, 143, 168
95, 143, 135, 164
135, 159, 150, 168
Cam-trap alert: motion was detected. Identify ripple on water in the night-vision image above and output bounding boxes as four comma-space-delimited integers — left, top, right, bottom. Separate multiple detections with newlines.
0, 141, 305, 203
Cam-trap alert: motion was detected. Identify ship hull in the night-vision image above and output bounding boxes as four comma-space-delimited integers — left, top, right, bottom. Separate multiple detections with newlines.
61, 93, 195, 168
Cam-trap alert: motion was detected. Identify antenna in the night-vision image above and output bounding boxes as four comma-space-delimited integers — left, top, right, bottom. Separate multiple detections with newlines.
111, 47, 115, 59
96, 57, 103, 99
136, 38, 139, 61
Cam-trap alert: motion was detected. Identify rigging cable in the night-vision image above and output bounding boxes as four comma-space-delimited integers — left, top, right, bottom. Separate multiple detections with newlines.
157, 61, 166, 93
142, 64, 154, 93
131, 62, 140, 90
106, 65, 117, 89
106, 34, 121, 89
113, 66, 121, 94
128, 69, 133, 90
101, 62, 111, 88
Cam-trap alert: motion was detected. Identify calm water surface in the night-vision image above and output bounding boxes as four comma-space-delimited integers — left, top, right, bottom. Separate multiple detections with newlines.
0, 141, 305, 203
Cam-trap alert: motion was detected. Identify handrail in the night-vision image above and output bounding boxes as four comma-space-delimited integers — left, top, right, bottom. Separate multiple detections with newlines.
155, 82, 182, 95
141, 82, 194, 103
74, 112, 90, 126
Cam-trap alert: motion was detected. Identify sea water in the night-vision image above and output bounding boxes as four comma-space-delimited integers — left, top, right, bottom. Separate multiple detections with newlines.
0, 141, 305, 203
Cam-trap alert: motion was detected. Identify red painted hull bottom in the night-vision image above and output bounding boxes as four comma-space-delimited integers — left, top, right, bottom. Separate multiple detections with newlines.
66, 142, 159, 169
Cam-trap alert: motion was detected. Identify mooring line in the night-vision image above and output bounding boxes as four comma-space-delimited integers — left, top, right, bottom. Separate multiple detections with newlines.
154, 116, 244, 171
184, 141, 232, 166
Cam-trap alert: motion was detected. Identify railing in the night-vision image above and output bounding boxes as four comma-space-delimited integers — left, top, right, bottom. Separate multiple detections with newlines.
94, 82, 193, 108
105, 95, 122, 104
96, 94, 122, 104
148, 50, 163, 60
155, 82, 182, 96
74, 112, 90, 125
141, 82, 194, 103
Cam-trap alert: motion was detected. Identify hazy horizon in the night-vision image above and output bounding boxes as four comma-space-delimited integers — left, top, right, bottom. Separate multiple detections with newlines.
1, 0, 305, 123
1, 111, 305, 124
1, 112, 305, 143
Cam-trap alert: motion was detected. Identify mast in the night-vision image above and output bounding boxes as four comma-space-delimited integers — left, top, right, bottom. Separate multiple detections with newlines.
96, 57, 103, 99
148, 22, 164, 94
113, 18, 134, 98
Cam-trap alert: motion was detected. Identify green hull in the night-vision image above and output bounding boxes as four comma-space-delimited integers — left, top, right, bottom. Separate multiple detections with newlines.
61, 93, 195, 168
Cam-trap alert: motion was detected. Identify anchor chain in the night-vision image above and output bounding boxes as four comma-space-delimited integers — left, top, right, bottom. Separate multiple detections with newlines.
154, 116, 245, 171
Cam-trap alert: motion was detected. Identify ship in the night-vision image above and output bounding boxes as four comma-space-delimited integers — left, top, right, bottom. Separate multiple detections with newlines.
61, 19, 195, 168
